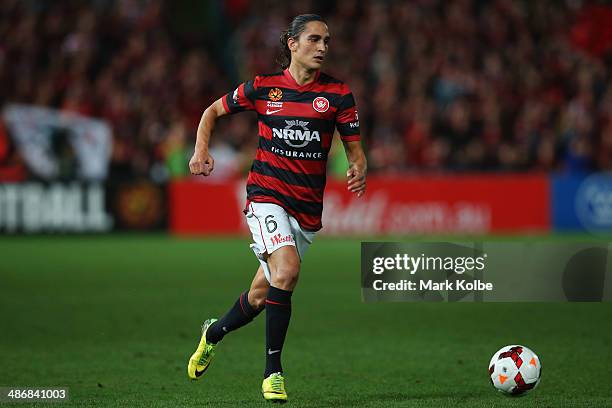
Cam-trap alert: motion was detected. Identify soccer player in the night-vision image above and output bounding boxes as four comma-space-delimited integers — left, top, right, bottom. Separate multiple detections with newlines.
187, 14, 366, 402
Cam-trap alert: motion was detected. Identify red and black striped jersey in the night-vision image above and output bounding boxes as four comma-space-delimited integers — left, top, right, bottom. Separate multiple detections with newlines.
222, 69, 360, 231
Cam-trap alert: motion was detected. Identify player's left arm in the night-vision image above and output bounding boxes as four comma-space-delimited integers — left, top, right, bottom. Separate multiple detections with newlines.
335, 87, 366, 197
343, 139, 367, 197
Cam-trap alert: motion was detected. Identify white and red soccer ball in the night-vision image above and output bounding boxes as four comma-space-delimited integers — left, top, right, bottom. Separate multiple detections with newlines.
489, 345, 541, 395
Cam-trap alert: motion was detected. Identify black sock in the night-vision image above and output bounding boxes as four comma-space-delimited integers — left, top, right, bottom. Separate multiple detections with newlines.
264, 286, 293, 377
206, 291, 262, 344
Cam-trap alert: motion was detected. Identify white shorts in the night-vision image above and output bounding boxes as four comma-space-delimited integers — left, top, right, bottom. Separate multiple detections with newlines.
245, 202, 316, 283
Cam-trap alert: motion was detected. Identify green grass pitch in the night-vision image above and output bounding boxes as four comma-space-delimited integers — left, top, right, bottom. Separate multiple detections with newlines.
1, 235, 611, 407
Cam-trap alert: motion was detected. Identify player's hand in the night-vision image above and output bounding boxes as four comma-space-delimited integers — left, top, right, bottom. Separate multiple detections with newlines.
189, 151, 215, 176
347, 165, 366, 197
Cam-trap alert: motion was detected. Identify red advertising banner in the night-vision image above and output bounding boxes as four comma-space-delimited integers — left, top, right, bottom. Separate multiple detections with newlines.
169, 180, 245, 235
169, 174, 550, 235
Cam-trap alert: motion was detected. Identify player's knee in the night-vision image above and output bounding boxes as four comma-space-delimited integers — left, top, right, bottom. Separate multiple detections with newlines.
272, 270, 299, 291
272, 259, 300, 290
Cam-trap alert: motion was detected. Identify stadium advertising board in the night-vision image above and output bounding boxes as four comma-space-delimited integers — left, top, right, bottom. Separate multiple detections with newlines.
169, 180, 246, 235
0, 182, 112, 233
0, 181, 166, 233
552, 173, 612, 233
169, 174, 550, 235
321, 174, 549, 235
107, 182, 168, 231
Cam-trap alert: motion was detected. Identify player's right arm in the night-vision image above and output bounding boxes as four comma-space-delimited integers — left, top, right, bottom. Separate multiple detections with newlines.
189, 98, 228, 176
189, 79, 258, 176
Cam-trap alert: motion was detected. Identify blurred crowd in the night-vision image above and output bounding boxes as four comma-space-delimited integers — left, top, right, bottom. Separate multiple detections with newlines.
1, 0, 611, 182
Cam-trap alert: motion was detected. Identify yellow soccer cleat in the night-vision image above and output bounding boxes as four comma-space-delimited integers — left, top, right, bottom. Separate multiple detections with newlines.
262, 372, 287, 403
187, 318, 217, 380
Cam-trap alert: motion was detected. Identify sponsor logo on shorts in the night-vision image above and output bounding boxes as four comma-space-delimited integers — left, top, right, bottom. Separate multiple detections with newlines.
271, 233, 294, 246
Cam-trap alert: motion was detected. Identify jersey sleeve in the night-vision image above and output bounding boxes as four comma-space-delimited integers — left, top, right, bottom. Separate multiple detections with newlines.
335, 89, 360, 142
222, 77, 259, 114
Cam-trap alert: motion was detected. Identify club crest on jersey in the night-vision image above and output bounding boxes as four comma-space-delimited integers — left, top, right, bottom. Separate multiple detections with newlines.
273, 120, 320, 148
313, 96, 329, 113
268, 88, 283, 102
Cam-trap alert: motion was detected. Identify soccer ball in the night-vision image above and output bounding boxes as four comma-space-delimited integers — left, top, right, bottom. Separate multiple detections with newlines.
488, 345, 541, 395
